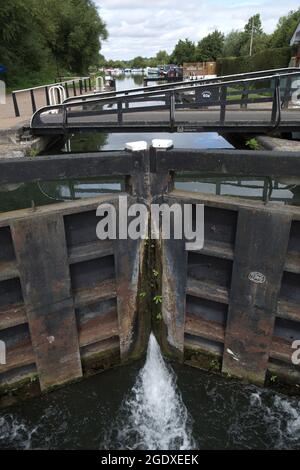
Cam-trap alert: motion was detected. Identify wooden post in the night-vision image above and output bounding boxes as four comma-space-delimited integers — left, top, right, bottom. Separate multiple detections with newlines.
222, 208, 291, 385
161, 234, 187, 359
11, 214, 82, 391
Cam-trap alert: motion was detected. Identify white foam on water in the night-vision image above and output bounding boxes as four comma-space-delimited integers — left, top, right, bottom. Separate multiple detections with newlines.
0, 415, 38, 449
109, 333, 195, 450
250, 391, 300, 449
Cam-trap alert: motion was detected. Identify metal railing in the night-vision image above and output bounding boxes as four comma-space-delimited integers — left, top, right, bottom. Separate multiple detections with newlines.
30, 70, 300, 133
12, 77, 92, 117
62, 67, 299, 105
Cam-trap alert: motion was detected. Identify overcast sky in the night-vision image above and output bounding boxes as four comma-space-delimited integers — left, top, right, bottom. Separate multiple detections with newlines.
95, 0, 300, 60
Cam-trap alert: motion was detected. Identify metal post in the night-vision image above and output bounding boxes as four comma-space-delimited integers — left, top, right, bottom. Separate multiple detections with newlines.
45, 86, 50, 106
125, 92, 129, 110
89, 77, 92, 91
169, 91, 175, 130
271, 76, 281, 126
73, 81, 77, 96
220, 85, 227, 124
241, 83, 248, 109
84, 79, 87, 93
282, 76, 292, 110
117, 100, 123, 124
30, 89, 36, 113
79, 79, 83, 95
65, 83, 69, 99
12, 92, 20, 117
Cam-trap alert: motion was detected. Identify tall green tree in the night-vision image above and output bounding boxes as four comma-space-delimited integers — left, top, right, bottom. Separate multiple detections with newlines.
270, 8, 300, 48
0, 0, 107, 88
196, 30, 224, 61
155, 50, 170, 65
222, 30, 245, 57
170, 39, 196, 65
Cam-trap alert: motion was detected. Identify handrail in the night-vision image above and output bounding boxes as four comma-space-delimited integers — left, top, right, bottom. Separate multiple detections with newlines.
30, 70, 300, 131
63, 67, 300, 105
13, 77, 90, 94
12, 77, 92, 117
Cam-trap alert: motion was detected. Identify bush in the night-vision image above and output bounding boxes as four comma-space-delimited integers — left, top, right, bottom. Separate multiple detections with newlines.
216, 47, 292, 76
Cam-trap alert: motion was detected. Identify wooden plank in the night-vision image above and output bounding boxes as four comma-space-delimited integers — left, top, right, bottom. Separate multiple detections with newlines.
114, 236, 145, 360
0, 152, 135, 184
185, 313, 225, 343
78, 309, 119, 347
285, 251, 300, 274
68, 240, 114, 265
222, 208, 291, 385
186, 278, 229, 304
190, 240, 234, 261
161, 237, 187, 358
277, 300, 300, 323
156, 149, 300, 178
0, 194, 122, 229
0, 261, 19, 282
11, 214, 82, 391
0, 303, 27, 330
74, 280, 117, 308
0, 338, 34, 374
270, 336, 294, 364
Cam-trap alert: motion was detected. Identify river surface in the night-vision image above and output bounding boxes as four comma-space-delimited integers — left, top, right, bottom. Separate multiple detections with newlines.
1, 76, 300, 450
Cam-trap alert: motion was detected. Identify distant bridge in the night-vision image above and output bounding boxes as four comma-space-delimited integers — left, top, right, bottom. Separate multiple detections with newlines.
29, 68, 300, 135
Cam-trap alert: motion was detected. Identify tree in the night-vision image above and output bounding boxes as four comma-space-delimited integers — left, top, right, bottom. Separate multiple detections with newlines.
170, 39, 196, 65
131, 56, 147, 69
270, 9, 300, 48
196, 30, 224, 61
244, 14, 263, 35
222, 30, 245, 57
221, 14, 268, 58
0, 0, 108, 88
155, 50, 170, 65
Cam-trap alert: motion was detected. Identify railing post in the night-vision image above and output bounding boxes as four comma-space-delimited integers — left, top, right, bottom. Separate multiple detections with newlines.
117, 100, 123, 124
79, 79, 83, 95
88, 77, 92, 91
282, 75, 292, 110
220, 85, 227, 125
84, 78, 87, 93
30, 89, 36, 113
241, 82, 248, 109
271, 76, 281, 126
65, 82, 69, 99
73, 80, 77, 96
169, 91, 175, 130
12, 92, 20, 117
45, 86, 50, 106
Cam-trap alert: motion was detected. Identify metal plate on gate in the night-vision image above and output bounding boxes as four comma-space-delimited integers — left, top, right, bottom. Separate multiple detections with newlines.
248, 272, 266, 284
196, 86, 219, 104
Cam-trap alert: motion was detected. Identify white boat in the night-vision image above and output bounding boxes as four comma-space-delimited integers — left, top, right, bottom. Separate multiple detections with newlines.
145, 67, 159, 76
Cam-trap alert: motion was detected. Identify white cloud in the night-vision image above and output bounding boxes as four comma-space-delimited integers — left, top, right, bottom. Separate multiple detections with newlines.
95, 0, 300, 59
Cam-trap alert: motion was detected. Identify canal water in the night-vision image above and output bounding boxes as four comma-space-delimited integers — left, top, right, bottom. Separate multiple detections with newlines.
1, 75, 300, 450
1, 333, 300, 449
